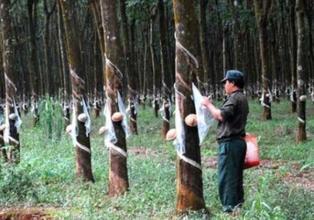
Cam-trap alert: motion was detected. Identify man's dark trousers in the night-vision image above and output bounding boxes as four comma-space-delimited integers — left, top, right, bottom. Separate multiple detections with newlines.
218, 138, 246, 212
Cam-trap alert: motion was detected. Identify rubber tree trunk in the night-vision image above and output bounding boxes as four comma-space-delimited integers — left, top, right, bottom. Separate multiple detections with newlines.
90, 0, 106, 89
159, 0, 171, 138
44, 0, 56, 96
0, 0, 20, 163
277, 1, 290, 95
90, 0, 105, 119
0, 43, 4, 159
149, 8, 161, 118
0, 33, 3, 99
57, 1, 71, 127
27, 0, 40, 126
254, 0, 272, 120
199, 0, 210, 94
269, 9, 281, 102
289, 0, 297, 113
59, 0, 94, 182
100, 0, 129, 196
0, 104, 7, 161
305, 2, 314, 81
57, 1, 69, 102
296, 0, 306, 142
120, 0, 138, 135
219, 0, 229, 77
57, 4, 71, 128
0, 129, 7, 162
232, 0, 242, 70
172, 0, 206, 213
90, 0, 105, 56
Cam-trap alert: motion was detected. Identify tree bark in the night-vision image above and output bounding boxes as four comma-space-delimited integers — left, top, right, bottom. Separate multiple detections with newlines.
218, 0, 229, 76
90, 0, 105, 56
199, 0, 210, 94
0, 33, 3, 100
44, 0, 57, 96
305, 1, 314, 81
172, 0, 206, 213
100, 0, 129, 196
27, 0, 40, 126
0, 105, 7, 161
254, 0, 272, 120
289, 0, 297, 113
232, 0, 242, 70
90, 0, 104, 119
296, 0, 306, 142
120, 0, 138, 135
59, 0, 94, 182
149, 8, 160, 118
0, 0, 20, 163
159, 0, 171, 138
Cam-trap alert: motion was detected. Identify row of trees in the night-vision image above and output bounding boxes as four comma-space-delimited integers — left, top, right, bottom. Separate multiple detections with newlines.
0, 1, 312, 102
0, 0, 310, 213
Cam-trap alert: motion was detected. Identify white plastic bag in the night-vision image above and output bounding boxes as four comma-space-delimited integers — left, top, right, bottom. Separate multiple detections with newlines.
13, 100, 22, 133
70, 103, 78, 145
174, 87, 186, 154
104, 100, 117, 146
82, 99, 91, 137
192, 83, 214, 144
117, 92, 130, 138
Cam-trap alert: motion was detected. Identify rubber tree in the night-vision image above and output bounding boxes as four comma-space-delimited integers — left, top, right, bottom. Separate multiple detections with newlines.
0, 32, 5, 161
199, 0, 210, 94
296, 0, 306, 142
149, 5, 161, 118
90, 0, 105, 119
57, 1, 71, 126
27, 0, 41, 126
172, 0, 206, 213
0, 66, 6, 161
0, 0, 20, 163
0, 32, 3, 98
232, 0, 243, 70
120, 0, 138, 135
100, 0, 129, 196
158, 0, 171, 138
254, 0, 272, 120
289, 0, 298, 112
43, 0, 57, 96
59, 0, 94, 182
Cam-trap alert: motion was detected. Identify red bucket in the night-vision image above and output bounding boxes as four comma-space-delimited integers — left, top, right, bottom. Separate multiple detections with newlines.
243, 133, 260, 169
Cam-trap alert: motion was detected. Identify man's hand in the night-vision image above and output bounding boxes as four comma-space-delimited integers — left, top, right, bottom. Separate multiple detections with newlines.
201, 96, 223, 121
201, 96, 212, 109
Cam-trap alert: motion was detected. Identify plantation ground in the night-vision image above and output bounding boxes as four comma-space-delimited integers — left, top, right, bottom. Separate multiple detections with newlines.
0, 99, 313, 219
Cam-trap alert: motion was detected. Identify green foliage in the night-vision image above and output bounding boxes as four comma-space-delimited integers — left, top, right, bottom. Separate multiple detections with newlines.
126, 0, 158, 22
243, 170, 287, 219
38, 97, 64, 141
275, 186, 314, 219
0, 163, 39, 205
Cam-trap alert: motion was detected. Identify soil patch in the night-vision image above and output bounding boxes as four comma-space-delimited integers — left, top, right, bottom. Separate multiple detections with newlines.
0, 207, 55, 220
129, 147, 159, 158
260, 159, 314, 192
202, 158, 298, 170
202, 156, 217, 169
259, 159, 284, 169
283, 171, 314, 192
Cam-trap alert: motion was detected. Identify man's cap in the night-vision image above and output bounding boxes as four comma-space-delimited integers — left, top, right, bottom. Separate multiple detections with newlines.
221, 70, 244, 83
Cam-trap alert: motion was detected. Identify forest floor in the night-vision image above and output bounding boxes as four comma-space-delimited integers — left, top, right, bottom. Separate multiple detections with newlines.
0, 99, 313, 219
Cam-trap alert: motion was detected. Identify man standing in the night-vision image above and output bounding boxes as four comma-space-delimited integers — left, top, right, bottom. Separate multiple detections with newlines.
202, 70, 249, 213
